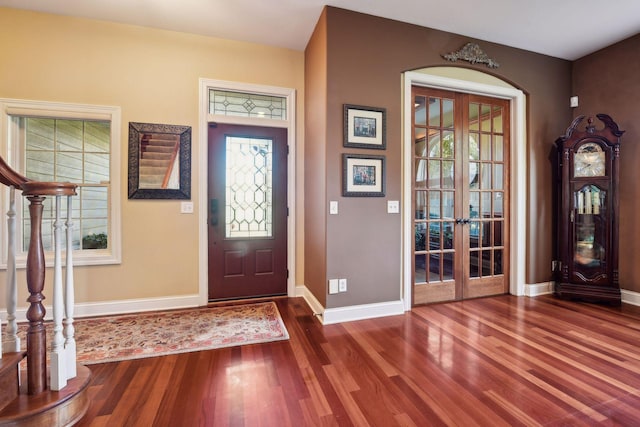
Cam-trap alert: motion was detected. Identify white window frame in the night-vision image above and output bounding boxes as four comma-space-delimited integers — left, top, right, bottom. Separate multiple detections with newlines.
0, 98, 122, 268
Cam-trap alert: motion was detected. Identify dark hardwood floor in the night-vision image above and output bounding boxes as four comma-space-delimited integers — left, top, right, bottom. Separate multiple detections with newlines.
74, 295, 640, 426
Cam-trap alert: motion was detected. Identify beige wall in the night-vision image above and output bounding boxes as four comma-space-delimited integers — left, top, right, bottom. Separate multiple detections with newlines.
0, 8, 305, 309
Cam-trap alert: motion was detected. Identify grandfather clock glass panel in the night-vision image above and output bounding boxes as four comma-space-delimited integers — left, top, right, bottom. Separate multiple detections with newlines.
554, 115, 623, 304
573, 185, 606, 271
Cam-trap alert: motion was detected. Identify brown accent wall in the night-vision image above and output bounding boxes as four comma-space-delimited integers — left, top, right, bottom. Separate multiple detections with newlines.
306, 7, 572, 308
304, 11, 329, 306
572, 34, 640, 293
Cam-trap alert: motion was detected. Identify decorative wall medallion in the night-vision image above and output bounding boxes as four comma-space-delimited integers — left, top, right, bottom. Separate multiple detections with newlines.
442, 42, 500, 68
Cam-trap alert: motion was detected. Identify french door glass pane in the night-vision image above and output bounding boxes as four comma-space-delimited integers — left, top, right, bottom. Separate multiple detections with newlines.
429, 191, 440, 218
442, 99, 454, 128
415, 190, 427, 219
428, 98, 440, 126
428, 160, 440, 188
415, 128, 427, 156
415, 254, 426, 282
415, 96, 427, 126
494, 249, 503, 275
443, 252, 454, 280
429, 132, 441, 157
481, 105, 491, 132
495, 135, 504, 161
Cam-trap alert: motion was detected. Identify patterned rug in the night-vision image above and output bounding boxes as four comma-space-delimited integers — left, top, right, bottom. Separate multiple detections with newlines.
15, 301, 289, 364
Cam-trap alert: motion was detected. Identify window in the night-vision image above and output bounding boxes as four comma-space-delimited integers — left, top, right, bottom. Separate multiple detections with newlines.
0, 99, 121, 267
209, 89, 287, 120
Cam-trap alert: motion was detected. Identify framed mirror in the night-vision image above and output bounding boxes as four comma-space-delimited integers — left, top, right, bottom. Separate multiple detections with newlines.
128, 122, 191, 199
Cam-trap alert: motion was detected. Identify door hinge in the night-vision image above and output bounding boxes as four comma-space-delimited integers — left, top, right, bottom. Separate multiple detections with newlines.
287, 207, 289, 217
287, 269, 289, 279
287, 145, 290, 155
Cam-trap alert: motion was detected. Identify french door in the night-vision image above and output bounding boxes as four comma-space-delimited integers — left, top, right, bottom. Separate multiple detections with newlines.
207, 123, 288, 301
412, 87, 510, 305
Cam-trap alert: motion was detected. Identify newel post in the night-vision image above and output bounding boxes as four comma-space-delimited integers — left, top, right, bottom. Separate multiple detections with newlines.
25, 195, 47, 395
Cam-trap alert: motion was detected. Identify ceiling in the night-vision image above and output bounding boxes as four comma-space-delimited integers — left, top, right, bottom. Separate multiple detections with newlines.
1, 0, 639, 60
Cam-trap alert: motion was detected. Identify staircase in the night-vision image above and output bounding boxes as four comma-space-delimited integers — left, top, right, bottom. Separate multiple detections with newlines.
139, 133, 180, 189
0, 156, 90, 426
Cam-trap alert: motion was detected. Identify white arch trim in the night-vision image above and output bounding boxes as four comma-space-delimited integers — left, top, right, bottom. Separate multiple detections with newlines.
402, 69, 527, 311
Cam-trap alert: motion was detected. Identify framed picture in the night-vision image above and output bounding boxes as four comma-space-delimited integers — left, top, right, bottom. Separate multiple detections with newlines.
343, 104, 386, 149
128, 122, 191, 199
342, 154, 385, 197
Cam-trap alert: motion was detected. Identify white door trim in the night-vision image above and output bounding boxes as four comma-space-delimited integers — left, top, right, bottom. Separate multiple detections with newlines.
198, 78, 297, 304
402, 70, 527, 311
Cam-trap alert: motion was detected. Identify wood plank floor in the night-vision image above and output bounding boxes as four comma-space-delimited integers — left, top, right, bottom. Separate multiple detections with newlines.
75, 295, 640, 426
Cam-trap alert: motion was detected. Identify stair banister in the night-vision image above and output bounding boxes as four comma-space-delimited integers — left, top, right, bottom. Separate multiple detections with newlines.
0, 153, 89, 423
21, 181, 77, 394
50, 194, 67, 390
65, 194, 77, 378
3, 186, 20, 355
0, 154, 27, 358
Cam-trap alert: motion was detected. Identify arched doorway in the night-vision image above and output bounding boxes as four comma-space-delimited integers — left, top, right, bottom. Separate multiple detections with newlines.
402, 68, 527, 308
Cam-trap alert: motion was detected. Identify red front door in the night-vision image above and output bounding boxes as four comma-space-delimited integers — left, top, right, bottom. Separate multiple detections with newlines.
207, 123, 288, 300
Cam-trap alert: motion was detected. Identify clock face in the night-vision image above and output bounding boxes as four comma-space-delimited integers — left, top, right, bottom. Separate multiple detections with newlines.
574, 142, 605, 177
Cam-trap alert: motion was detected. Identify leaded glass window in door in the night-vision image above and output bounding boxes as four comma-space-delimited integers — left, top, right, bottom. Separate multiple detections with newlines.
225, 136, 273, 238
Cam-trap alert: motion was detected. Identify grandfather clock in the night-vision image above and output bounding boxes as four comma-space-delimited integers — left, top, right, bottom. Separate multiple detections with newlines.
554, 114, 623, 304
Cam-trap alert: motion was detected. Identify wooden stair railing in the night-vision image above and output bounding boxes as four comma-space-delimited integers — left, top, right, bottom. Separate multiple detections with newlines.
0, 155, 90, 425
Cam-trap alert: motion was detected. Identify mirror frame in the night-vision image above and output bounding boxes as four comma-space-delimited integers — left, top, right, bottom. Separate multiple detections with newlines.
127, 122, 191, 199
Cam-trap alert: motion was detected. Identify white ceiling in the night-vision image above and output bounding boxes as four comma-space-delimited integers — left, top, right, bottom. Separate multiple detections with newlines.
1, 0, 639, 60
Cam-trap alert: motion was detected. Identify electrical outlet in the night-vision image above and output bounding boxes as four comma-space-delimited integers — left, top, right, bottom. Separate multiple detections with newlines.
338, 278, 347, 292
329, 279, 339, 294
387, 200, 399, 214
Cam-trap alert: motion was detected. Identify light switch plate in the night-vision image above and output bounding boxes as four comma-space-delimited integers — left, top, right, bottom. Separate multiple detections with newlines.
329, 279, 339, 294
329, 200, 338, 215
181, 202, 194, 214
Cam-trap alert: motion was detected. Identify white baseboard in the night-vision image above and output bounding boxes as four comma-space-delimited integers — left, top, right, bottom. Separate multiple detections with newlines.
525, 281, 554, 297
6, 285, 636, 326
296, 285, 324, 319
621, 289, 640, 306
322, 300, 405, 325
1, 293, 203, 323
525, 282, 640, 307
295, 285, 405, 325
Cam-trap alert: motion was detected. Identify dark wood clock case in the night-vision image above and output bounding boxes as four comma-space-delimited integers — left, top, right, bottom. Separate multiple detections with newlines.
554, 114, 624, 304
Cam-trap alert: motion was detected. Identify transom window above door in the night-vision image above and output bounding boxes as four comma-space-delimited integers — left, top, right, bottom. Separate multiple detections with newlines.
209, 89, 287, 120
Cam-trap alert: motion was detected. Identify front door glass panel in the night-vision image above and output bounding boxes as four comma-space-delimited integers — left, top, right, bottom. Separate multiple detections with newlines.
225, 136, 273, 239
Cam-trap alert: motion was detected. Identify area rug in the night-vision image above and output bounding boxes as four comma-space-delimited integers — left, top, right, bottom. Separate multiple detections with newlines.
14, 301, 289, 364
